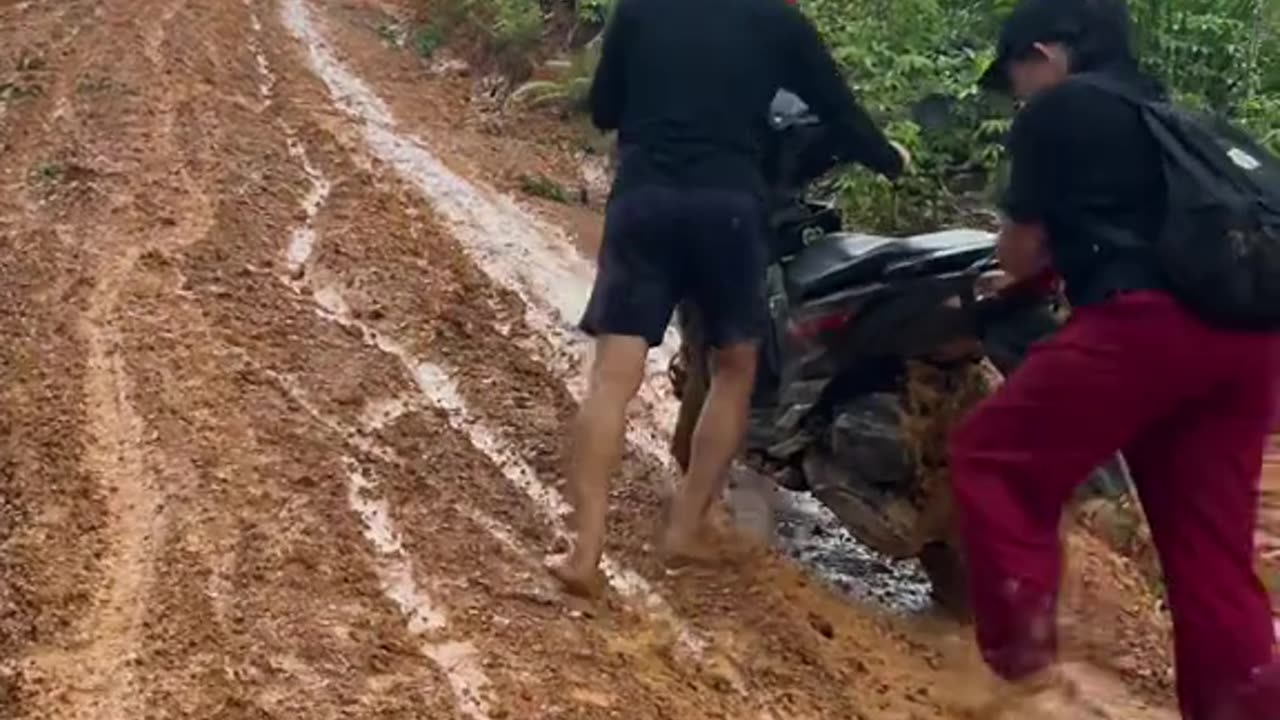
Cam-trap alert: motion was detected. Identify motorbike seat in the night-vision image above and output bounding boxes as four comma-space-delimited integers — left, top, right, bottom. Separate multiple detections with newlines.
784, 230, 995, 302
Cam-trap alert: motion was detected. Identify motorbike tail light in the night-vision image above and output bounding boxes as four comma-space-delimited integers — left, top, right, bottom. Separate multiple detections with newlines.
788, 309, 853, 341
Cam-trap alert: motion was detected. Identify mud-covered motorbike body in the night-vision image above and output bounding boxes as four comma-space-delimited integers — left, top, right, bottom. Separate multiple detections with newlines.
671, 91, 1127, 610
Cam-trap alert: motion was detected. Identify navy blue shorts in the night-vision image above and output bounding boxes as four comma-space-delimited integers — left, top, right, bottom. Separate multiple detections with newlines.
580, 186, 769, 348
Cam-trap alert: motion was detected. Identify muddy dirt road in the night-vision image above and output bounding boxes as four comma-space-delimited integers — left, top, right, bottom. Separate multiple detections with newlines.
0, 0, 1249, 717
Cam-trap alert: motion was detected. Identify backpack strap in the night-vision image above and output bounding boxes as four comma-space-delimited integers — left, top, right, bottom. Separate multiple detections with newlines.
1053, 74, 1160, 254
1068, 73, 1222, 206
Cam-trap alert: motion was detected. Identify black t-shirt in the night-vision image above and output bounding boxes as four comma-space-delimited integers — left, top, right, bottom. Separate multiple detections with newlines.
590, 0, 902, 199
1002, 70, 1167, 306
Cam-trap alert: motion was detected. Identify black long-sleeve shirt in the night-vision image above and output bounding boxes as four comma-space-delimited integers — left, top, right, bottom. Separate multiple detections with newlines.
590, 0, 903, 199
1001, 70, 1167, 306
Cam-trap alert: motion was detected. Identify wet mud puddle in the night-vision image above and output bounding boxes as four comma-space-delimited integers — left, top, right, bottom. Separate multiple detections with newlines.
726, 467, 934, 614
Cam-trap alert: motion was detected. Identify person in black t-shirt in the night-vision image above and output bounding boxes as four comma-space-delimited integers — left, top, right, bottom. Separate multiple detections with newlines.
550, 0, 905, 595
949, 1, 1279, 717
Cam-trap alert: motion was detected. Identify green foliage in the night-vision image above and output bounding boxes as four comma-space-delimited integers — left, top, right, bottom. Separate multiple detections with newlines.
800, 0, 1015, 232
1131, 0, 1279, 152
799, 0, 1280, 232
487, 0, 544, 56
1240, 94, 1280, 154
417, 0, 545, 71
413, 23, 446, 58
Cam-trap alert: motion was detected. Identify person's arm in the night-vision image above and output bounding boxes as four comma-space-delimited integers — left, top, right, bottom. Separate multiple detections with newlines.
588, 0, 629, 132
780, 9, 903, 179
997, 101, 1057, 280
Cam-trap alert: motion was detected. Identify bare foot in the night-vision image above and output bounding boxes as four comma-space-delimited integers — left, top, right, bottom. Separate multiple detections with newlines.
545, 555, 607, 599
659, 519, 741, 568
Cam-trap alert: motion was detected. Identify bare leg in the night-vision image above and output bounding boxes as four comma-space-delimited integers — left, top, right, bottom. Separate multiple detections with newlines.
662, 340, 758, 560
549, 335, 648, 596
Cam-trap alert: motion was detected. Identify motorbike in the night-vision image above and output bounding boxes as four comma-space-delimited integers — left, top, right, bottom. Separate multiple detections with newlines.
668, 91, 1130, 615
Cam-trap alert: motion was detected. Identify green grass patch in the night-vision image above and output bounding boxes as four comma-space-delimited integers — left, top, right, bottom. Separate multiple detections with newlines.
517, 172, 570, 203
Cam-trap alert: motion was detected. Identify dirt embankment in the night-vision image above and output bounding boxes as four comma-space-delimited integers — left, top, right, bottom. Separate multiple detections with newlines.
0, 0, 1214, 718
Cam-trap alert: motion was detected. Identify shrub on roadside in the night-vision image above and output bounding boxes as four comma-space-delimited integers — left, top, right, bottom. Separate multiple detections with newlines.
810, 0, 1279, 232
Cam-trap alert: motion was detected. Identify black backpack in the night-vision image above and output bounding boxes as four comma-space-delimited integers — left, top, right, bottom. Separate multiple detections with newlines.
1075, 73, 1280, 331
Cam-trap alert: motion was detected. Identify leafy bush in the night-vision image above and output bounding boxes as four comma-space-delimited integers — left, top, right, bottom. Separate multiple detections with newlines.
800, 0, 1015, 232
801, 0, 1279, 232
488, 0, 544, 57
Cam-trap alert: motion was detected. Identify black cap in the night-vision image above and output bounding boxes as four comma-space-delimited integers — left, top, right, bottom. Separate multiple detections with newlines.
980, 0, 1135, 93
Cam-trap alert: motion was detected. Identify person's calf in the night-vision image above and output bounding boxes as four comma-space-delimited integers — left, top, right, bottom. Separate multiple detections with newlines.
552, 335, 648, 595
662, 341, 758, 561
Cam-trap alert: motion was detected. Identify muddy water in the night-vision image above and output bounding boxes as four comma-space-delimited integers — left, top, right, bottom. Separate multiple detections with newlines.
724, 466, 934, 613
776, 493, 934, 612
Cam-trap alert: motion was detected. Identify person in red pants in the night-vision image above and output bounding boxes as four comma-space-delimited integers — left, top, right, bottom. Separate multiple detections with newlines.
951, 0, 1279, 717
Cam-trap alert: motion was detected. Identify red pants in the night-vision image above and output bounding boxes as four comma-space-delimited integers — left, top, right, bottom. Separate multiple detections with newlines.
949, 292, 1279, 719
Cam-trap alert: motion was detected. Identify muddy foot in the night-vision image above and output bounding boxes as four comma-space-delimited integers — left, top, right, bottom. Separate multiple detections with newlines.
545, 555, 607, 599
658, 522, 748, 569
659, 538, 725, 569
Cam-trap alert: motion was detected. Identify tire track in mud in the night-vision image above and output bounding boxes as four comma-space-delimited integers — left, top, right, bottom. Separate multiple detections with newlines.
48, 242, 158, 720
245, 15, 497, 711
116, 3, 474, 717
0, 2, 159, 715
30, 1, 229, 713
